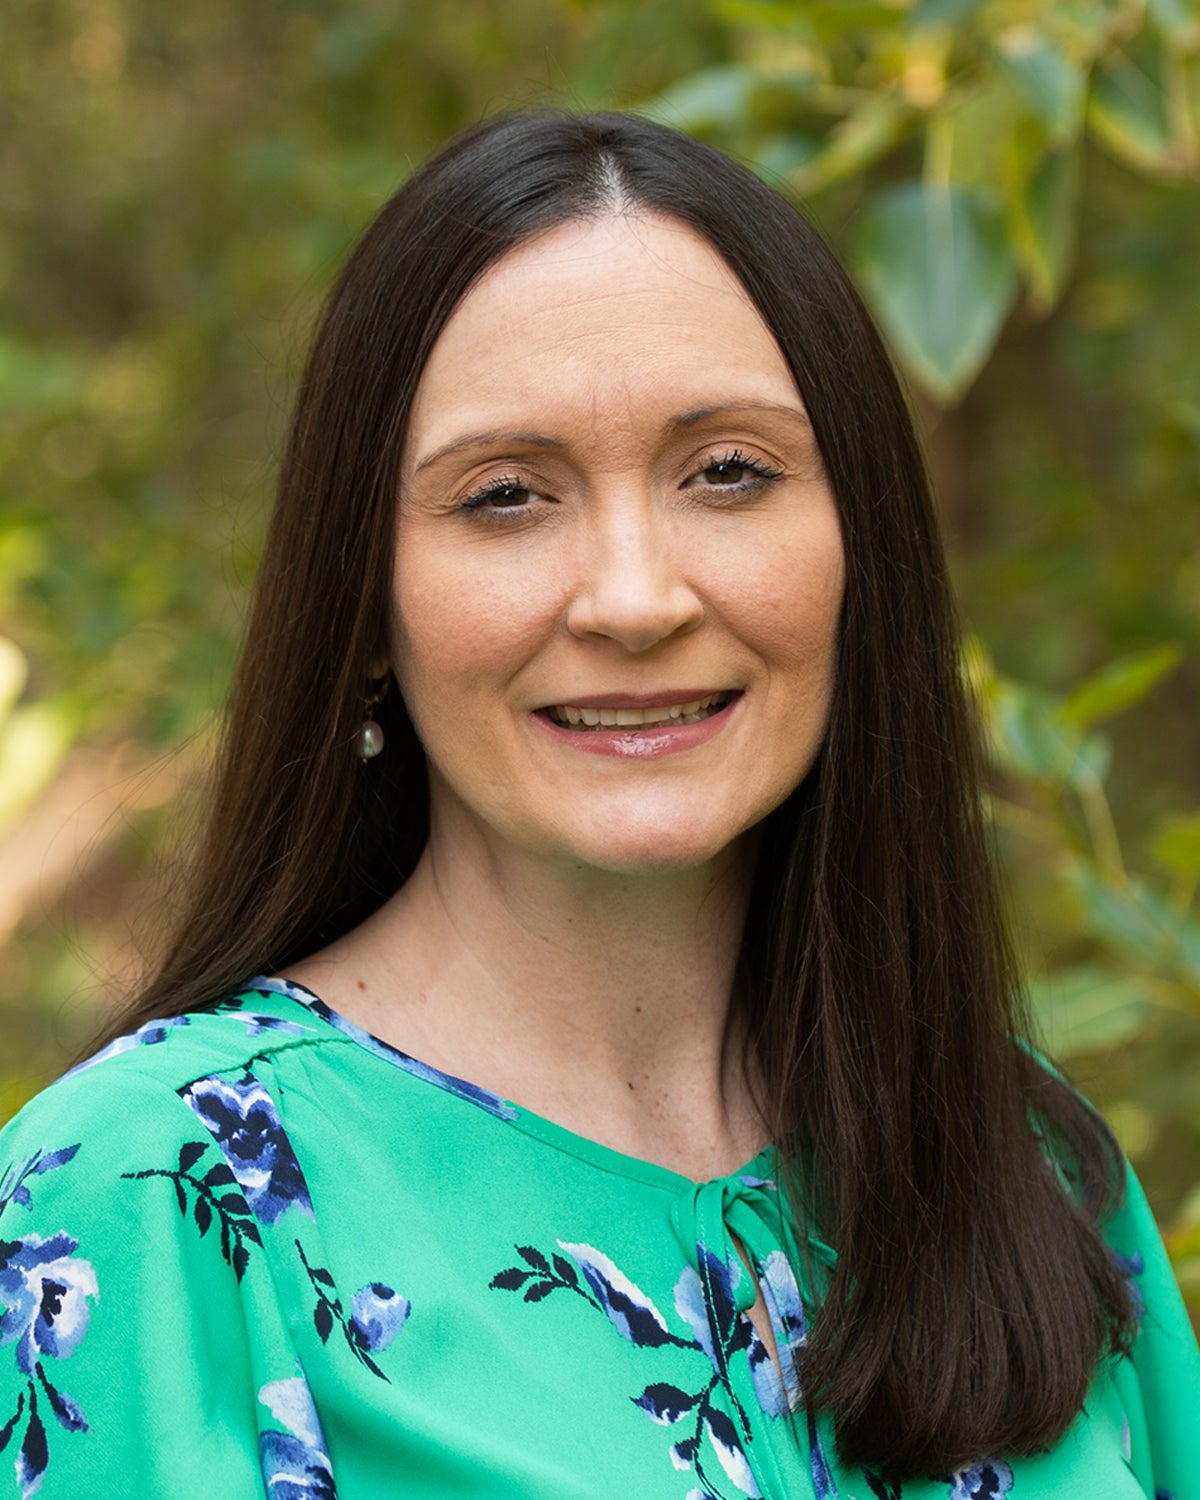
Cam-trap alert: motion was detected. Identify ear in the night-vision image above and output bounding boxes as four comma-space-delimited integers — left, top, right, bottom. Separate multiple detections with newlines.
367, 653, 391, 680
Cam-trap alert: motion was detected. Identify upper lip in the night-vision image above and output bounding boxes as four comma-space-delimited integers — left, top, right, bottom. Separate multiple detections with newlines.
537, 689, 737, 710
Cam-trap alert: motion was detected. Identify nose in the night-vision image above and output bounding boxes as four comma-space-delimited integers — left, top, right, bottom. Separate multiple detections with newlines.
565, 500, 704, 653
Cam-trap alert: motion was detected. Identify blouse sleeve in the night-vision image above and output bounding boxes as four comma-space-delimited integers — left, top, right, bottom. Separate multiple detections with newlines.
0, 1060, 305, 1500
1105, 1161, 1200, 1500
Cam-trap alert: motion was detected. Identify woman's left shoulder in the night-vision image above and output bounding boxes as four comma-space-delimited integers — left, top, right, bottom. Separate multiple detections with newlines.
1095, 1160, 1200, 1500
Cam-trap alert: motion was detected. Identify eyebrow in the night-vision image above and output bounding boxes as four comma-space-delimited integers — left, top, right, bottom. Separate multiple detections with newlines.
666, 401, 813, 433
413, 431, 566, 475
411, 401, 814, 475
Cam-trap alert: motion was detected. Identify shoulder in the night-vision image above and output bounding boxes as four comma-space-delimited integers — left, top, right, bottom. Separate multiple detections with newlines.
0, 981, 344, 1178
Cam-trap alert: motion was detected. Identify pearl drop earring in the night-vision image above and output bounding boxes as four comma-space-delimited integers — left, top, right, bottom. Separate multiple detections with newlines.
357, 675, 390, 761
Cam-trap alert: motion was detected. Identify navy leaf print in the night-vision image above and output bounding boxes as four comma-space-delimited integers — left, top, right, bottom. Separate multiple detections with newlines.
0, 1391, 23, 1453
178, 1140, 206, 1174
296, 1243, 405, 1380
29, 1147, 80, 1178
36, 1367, 86, 1434
551, 1253, 578, 1285
557, 1242, 675, 1348
634, 1382, 701, 1424
488, 1267, 531, 1292
181, 1073, 313, 1225
0, 1145, 83, 1222
704, 1408, 761, 1497
492, 1237, 762, 1500
16, 1400, 47, 1500
313, 1301, 334, 1344
123, 1140, 261, 1281
808, 1409, 837, 1500
671, 1434, 699, 1468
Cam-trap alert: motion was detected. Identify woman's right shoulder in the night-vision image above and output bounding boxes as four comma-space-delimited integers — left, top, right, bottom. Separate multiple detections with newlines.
0, 984, 331, 1162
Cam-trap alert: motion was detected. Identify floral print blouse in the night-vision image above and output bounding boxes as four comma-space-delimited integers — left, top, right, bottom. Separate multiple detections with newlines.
0, 976, 1195, 1499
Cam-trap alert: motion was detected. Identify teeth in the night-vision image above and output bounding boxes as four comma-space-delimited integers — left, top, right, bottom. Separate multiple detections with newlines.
548, 693, 729, 729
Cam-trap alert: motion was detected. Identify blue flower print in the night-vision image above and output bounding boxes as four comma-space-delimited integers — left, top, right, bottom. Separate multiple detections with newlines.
181, 1072, 313, 1225
0, 1147, 80, 1217
296, 1245, 407, 1381
1112, 1248, 1146, 1326
943, 1458, 1014, 1499
558, 1242, 679, 1347
493, 1239, 760, 1500
0, 1230, 96, 1497
59, 1016, 190, 1080
0, 1233, 98, 1376
349, 1283, 409, 1353
747, 1250, 806, 1418
258, 1368, 337, 1500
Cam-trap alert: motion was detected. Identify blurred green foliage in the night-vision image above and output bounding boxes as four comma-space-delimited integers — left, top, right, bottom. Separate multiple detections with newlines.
1, 0, 1198, 1299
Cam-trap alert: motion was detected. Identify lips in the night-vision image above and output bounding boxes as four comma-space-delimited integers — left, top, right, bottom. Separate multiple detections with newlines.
543, 691, 734, 730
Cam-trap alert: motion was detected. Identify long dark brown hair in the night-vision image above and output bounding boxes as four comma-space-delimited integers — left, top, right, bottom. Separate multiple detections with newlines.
98, 112, 1134, 1477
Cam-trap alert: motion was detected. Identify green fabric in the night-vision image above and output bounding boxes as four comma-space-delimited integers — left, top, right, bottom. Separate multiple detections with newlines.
0, 976, 1195, 1499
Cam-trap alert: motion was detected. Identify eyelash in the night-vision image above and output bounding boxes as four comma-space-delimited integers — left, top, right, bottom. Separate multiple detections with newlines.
692, 448, 783, 494
459, 475, 535, 516
458, 448, 784, 519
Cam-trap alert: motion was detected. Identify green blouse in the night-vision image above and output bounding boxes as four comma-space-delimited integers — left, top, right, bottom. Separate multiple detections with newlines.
0, 976, 1195, 1499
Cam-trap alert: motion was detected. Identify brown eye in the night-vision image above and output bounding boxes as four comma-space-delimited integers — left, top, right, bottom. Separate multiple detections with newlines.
488, 485, 529, 508
704, 461, 749, 485
461, 478, 538, 514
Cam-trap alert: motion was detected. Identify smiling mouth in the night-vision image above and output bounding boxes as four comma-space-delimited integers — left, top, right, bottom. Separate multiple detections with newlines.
544, 692, 734, 730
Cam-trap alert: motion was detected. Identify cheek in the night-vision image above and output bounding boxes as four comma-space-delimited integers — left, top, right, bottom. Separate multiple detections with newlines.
726, 533, 845, 670
389, 547, 558, 718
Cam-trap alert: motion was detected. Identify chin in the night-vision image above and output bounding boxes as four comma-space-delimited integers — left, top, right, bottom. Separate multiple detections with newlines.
550, 813, 756, 879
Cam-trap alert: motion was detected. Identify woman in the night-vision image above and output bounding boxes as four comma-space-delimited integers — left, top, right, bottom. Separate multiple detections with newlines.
0, 112, 1194, 1499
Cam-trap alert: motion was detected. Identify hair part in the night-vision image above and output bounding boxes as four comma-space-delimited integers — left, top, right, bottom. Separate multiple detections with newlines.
96, 109, 1135, 1477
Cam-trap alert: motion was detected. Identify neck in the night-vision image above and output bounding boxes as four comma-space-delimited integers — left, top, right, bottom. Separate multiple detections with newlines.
290, 815, 764, 1180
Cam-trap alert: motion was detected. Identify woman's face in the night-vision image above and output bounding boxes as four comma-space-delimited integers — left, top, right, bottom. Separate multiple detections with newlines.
392, 212, 845, 877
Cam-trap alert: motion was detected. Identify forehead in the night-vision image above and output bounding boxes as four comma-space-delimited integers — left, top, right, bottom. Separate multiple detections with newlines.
403, 212, 801, 463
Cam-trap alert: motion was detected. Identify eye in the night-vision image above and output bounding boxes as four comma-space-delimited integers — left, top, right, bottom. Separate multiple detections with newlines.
689, 448, 783, 496
459, 476, 550, 518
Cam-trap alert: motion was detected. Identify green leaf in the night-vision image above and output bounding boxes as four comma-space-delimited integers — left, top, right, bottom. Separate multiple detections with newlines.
1059, 643, 1182, 729
1088, 49, 1177, 173
1027, 966, 1155, 1056
985, 677, 1110, 791
750, 133, 823, 183
640, 64, 760, 132
1067, 860, 1200, 985
1153, 811, 1200, 879
1006, 143, 1081, 309
1146, 0, 1200, 49
853, 181, 1018, 401
909, 0, 986, 30
995, 33, 1087, 142
790, 95, 909, 194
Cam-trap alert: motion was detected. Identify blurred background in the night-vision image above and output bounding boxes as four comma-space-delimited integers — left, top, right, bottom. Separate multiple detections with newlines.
1, 0, 1198, 1310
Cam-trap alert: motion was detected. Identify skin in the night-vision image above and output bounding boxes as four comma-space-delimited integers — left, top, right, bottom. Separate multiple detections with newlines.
288, 212, 845, 1186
